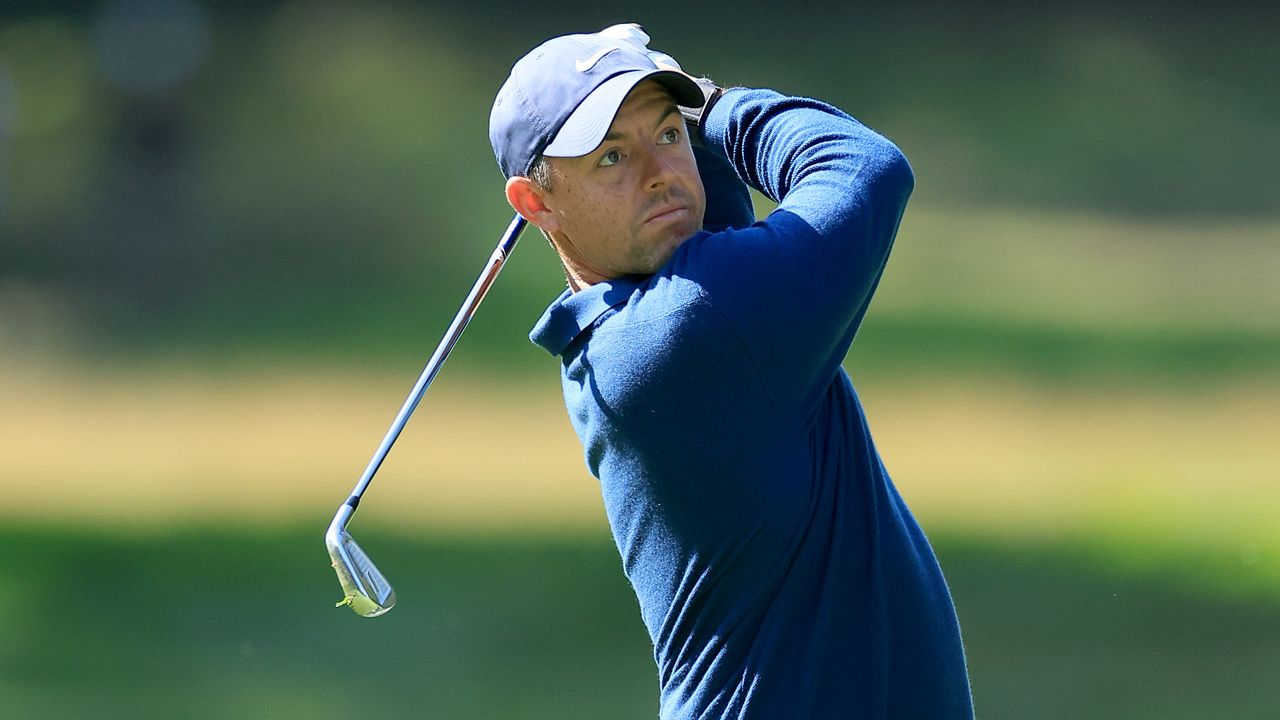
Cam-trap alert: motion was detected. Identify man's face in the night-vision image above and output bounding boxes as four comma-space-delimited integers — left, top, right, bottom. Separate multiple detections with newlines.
540, 81, 707, 279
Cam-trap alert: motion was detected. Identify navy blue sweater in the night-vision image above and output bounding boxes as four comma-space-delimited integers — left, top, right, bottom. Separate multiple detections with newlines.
531, 88, 973, 719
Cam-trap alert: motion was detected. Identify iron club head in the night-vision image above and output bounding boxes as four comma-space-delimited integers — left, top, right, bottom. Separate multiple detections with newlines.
326, 508, 396, 617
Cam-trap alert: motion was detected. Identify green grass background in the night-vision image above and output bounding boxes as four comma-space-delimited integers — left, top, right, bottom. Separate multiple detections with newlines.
3, 527, 1278, 720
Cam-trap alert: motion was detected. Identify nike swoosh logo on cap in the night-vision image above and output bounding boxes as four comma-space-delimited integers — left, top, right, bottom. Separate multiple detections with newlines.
575, 47, 616, 72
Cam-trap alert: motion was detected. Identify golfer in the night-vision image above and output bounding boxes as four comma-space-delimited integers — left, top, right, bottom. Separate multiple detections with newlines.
490, 25, 973, 719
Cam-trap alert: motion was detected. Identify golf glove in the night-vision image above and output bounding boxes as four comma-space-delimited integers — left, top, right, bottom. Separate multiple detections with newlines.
596, 23, 684, 72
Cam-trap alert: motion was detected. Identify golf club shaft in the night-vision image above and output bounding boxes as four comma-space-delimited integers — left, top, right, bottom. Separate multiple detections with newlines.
338, 214, 527, 517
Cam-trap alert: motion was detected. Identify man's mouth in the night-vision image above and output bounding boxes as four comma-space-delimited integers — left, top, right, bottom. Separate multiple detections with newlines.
643, 205, 689, 224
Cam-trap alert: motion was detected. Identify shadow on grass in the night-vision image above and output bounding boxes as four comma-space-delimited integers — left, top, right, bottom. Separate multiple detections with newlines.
1, 525, 1276, 719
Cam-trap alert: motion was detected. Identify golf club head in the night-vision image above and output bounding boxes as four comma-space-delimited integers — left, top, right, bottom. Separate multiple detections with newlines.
326, 525, 396, 617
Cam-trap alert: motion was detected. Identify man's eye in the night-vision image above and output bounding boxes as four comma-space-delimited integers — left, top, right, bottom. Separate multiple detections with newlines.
659, 127, 681, 145
598, 149, 622, 167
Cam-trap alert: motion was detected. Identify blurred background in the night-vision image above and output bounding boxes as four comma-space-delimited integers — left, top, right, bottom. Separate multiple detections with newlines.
2, 0, 1277, 717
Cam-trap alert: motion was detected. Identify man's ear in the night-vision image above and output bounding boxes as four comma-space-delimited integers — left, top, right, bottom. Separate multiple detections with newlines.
505, 176, 560, 235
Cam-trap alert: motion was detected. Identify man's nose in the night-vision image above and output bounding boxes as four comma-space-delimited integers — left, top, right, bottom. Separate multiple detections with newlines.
641, 148, 677, 190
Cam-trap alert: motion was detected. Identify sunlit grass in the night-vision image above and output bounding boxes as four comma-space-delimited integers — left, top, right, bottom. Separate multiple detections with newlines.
4, 365, 1276, 596
885, 208, 1280, 336
1, 365, 599, 533
857, 375, 1280, 598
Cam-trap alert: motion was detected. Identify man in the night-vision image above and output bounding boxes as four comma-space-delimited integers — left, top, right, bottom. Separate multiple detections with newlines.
489, 24, 973, 719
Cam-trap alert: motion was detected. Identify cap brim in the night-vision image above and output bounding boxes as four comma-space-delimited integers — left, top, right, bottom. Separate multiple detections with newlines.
542, 69, 703, 159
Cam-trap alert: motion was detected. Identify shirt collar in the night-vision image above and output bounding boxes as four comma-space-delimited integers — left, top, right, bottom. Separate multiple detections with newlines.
529, 275, 646, 356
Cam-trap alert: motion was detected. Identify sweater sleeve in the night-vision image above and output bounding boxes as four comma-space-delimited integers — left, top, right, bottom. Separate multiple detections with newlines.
679, 88, 914, 427
693, 143, 756, 233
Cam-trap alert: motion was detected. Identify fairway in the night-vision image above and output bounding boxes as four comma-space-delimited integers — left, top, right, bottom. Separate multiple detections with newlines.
1, 367, 601, 532
3, 366, 1277, 597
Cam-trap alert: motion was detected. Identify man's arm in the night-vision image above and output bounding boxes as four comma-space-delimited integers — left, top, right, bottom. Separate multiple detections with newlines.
675, 88, 915, 426
693, 143, 755, 233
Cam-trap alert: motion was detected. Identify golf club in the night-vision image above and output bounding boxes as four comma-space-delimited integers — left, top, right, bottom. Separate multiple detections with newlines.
326, 213, 528, 617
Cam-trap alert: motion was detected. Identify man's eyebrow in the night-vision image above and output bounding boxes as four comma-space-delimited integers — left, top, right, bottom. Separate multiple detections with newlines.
601, 102, 681, 142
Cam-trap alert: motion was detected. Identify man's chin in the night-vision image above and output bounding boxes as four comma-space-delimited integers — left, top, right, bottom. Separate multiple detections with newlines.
648, 233, 695, 272
630, 215, 702, 272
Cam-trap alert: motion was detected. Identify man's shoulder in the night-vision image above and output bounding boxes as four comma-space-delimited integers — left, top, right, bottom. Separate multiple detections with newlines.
583, 271, 717, 362
574, 271, 753, 404
567, 274, 784, 459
